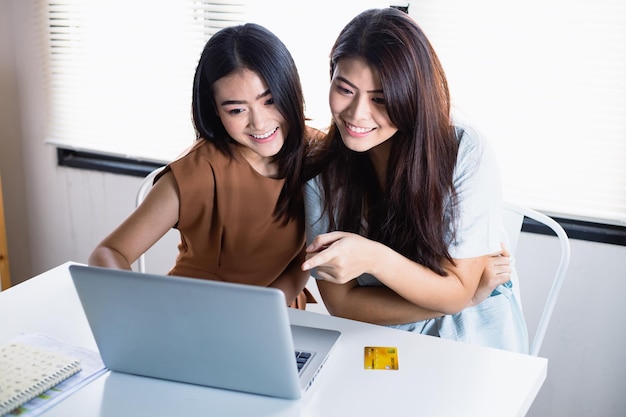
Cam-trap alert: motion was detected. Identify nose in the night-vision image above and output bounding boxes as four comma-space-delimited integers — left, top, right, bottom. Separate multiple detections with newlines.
348, 93, 371, 120
248, 105, 269, 131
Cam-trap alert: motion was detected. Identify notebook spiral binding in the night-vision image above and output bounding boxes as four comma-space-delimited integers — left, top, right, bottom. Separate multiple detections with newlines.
0, 343, 82, 415
1, 362, 81, 411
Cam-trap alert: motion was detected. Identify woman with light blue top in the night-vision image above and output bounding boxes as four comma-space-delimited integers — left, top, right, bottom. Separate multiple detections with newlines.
301, 8, 528, 353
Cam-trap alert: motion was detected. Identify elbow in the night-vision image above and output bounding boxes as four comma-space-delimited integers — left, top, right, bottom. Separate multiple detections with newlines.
88, 246, 133, 270
439, 304, 466, 316
318, 296, 345, 318
87, 246, 107, 266
433, 293, 474, 316
316, 290, 354, 320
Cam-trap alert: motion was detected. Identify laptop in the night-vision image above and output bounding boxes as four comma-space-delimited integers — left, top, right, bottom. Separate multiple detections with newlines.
69, 264, 341, 399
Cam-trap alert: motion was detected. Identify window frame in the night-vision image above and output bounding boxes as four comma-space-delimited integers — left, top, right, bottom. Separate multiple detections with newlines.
56, 147, 626, 246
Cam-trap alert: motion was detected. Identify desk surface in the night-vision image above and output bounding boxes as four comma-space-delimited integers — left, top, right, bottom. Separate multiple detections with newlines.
0, 262, 547, 417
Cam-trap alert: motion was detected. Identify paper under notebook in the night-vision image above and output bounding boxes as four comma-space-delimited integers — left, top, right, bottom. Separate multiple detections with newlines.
0, 342, 82, 416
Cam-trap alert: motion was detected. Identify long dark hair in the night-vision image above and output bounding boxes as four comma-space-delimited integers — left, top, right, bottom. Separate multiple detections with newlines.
192, 23, 306, 224
312, 8, 459, 275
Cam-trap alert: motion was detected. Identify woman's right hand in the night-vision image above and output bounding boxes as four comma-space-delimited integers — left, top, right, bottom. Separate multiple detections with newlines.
302, 231, 381, 284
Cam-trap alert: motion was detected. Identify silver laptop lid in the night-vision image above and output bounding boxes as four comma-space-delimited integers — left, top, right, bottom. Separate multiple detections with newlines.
69, 265, 339, 399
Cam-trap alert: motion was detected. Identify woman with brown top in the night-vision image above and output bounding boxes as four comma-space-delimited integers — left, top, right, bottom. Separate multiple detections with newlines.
89, 23, 315, 308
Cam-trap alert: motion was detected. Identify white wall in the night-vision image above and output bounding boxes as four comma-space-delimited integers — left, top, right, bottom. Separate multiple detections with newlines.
518, 235, 626, 416
1, 1, 625, 415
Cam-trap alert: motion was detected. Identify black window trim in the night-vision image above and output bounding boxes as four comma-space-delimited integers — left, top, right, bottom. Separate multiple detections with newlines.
57, 147, 626, 246
57, 147, 163, 178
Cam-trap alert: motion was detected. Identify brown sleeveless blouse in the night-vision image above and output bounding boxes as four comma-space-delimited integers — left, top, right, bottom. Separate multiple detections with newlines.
157, 140, 305, 287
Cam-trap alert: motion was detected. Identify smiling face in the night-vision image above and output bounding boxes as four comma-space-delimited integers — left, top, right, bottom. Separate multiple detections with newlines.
213, 68, 287, 176
329, 57, 398, 154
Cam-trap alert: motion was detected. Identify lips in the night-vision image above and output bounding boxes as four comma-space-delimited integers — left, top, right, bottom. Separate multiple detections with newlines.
249, 127, 278, 142
344, 121, 375, 136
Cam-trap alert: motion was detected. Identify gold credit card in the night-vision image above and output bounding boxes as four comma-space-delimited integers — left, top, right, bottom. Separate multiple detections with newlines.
364, 346, 399, 370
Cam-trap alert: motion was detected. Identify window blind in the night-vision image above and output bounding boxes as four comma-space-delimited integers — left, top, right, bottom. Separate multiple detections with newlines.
42, 1, 626, 226
408, 1, 626, 226
42, 0, 389, 163
44, 0, 249, 163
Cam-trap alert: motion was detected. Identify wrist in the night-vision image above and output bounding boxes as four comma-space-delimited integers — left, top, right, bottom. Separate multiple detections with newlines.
369, 241, 394, 279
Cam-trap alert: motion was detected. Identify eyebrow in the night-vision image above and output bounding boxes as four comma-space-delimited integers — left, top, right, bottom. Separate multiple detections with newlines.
335, 76, 383, 94
219, 89, 271, 106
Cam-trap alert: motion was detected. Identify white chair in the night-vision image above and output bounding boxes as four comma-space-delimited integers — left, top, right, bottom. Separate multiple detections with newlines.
306, 201, 571, 356
135, 166, 166, 273
502, 201, 571, 356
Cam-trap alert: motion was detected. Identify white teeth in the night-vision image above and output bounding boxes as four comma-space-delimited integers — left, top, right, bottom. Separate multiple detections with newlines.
346, 122, 373, 134
251, 127, 278, 139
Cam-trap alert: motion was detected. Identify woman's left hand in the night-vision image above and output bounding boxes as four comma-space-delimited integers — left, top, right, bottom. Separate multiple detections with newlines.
301, 231, 379, 284
470, 242, 513, 306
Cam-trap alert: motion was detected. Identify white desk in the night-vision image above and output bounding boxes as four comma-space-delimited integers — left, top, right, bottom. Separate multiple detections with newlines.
0, 262, 547, 416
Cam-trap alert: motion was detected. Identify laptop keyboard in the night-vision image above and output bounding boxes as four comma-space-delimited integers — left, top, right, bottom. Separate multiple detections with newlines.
295, 351, 312, 373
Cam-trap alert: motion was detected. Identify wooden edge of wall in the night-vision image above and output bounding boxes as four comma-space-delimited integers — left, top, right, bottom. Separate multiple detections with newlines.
0, 174, 11, 290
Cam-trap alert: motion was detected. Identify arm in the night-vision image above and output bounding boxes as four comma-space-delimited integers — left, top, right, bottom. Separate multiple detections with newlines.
302, 177, 483, 323
306, 238, 511, 324
267, 245, 311, 306
88, 171, 180, 270
316, 279, 444, 325
303, 232, 485, 316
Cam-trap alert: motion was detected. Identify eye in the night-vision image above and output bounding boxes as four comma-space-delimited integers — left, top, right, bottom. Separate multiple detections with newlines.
264, 97, 275, 105
372, 97, 386, 105
227, 107, 245, 115
335, 85, 353, 95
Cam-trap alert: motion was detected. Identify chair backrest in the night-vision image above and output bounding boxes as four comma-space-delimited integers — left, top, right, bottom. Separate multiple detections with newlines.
135, 166, 166, 273
307, 201, 571, 355
501, 201, 571, 356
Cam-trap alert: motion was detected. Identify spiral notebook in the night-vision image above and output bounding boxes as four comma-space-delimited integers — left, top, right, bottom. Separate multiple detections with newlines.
0, 342, 82, 415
